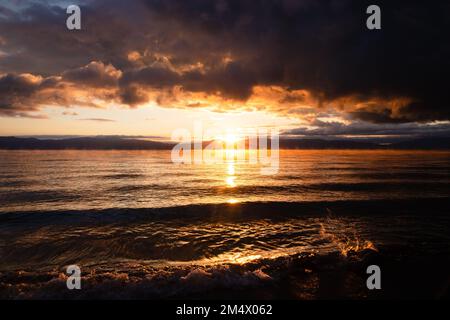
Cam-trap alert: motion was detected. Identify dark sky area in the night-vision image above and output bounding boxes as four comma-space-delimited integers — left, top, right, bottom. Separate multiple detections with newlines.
0, 0, 449, 139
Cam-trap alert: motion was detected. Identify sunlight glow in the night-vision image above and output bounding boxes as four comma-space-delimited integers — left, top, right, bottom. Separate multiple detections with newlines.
226, 176, 236, 188
227, 163, 235, 175
224, 133, 238, 144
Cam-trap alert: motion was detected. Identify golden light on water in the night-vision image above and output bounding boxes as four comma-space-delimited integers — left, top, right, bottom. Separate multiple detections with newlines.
225, 174, 236, 188
201, 252, 262, 265
225, 155, 236, 188
227, 163, 235, 175
225, 156, 238, 203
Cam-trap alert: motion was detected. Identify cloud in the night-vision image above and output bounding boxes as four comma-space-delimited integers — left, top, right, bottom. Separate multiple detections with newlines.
62, 111, 79, 116
0, 0, 449, 125
0, 73, 50, 117
0, 61, 124, 117
63, 61, 122, 88
78, 118, 116, 122
285, 119, 450, 138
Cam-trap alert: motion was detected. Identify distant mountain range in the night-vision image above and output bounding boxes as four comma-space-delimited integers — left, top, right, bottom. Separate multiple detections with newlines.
0, 137, 173, 150
0, 136, 448, 150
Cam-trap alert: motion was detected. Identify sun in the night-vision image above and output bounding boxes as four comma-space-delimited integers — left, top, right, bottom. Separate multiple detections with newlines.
224, 133, 238, 144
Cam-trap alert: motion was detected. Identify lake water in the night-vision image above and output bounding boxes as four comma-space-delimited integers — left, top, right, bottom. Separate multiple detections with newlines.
0, 150, 449, 299
1, 150, 449, 211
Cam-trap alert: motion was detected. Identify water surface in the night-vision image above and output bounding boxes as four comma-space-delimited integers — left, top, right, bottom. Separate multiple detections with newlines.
0, 150, 449, 299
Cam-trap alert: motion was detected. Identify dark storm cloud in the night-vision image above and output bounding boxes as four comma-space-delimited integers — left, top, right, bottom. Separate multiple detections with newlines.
120, 66, 181, 89
79, 118, 116, 122
0, 0, 449, 123
120, 61, 258, 101
0, 73, 47, 117
139, 0, 450, 122
0, 1, 147, 75
285, 119, 450, 138
62, 61, 121, 87
0, 63, 119, 117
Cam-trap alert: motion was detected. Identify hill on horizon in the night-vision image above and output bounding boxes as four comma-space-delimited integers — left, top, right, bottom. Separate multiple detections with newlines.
0, 136, 448, 150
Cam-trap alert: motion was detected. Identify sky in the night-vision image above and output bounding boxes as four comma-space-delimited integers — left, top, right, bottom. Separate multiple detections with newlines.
0, 0, 449, 140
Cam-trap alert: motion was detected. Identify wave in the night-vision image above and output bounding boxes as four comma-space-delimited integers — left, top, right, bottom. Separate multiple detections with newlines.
0, 198, 449, 229
209, 182, 450, 195
109, 184, 170, 193
0, 180, 30, 187
0, 198, 449, 299
102, 173, 145, 180
305, 181, 450, 192
2, 248, 448, 300
0, 189, 82, 204
0, 249, 382, 299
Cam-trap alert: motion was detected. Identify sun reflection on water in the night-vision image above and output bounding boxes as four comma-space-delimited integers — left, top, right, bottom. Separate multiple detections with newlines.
225, 176, 236, 188
227, 163, 235, 175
